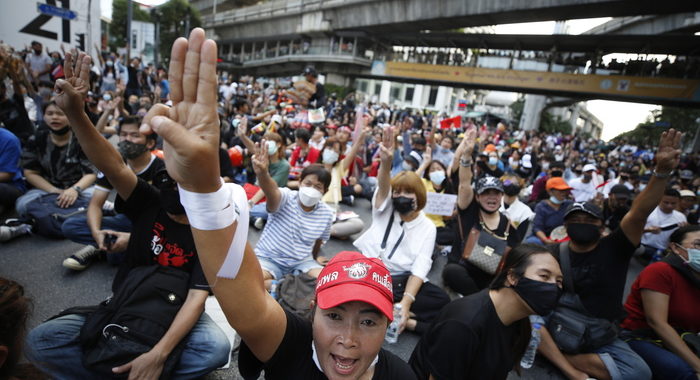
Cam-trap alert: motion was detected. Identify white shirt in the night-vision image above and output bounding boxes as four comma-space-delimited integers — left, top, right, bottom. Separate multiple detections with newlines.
25, 52, 52, 82
353, 188, 436, 281
569, 177, 599, 202
500, 198, 534, 229
641, 207, 687, 250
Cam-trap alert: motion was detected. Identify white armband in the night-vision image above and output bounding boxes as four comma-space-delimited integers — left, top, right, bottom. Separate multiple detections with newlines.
178, 180, 234, 231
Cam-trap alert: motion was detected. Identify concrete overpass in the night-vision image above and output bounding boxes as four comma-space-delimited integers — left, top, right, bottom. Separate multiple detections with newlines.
202, 0, 700, 42
584, 12, 700, 35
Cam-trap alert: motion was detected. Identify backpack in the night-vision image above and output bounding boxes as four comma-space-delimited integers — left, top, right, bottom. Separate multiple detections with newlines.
277, 273, 317, 320
24, 193, 89, 238
79, 265, 190, 379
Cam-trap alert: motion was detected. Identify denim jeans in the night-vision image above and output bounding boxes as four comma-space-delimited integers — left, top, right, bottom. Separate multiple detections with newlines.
25, 312, 231, 380
593, 338, 652, 380
61, 214, 132, 265
627, 339, 697, 380
15, 187, 95, 218
250, 202, 269, 221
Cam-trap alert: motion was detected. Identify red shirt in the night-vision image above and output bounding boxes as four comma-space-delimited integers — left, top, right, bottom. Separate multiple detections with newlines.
289, 146, 320, 179
621, 261, 700, 332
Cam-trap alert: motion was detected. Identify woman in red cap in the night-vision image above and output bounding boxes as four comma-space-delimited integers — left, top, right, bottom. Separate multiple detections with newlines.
135, 28, 415, 380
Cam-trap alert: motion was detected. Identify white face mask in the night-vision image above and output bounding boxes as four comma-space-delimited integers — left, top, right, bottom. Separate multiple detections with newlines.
322, 149, 339, 164
298, 186, 323, 207
267, 140, 279, 156
402, 161, 413, 171
429, 170, 446, 185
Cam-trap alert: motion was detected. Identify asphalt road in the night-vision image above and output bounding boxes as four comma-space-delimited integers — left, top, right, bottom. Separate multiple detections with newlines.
1, 196, 643, 379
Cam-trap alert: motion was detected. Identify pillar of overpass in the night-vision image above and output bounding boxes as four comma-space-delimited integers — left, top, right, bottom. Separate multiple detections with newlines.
519, 94, 546, 131
379, 80, 392, 104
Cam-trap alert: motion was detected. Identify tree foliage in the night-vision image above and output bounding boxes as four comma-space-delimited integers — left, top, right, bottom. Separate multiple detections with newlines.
110, 0, 151, 50
612, 106, 700, 147
509, 98, 524, 126
156, 0, 202, 64
539, 112, 572, 135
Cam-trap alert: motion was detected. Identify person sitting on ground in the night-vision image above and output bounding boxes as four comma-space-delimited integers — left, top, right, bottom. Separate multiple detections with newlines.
415, 146, 458, 248
130, 29, 416, 379
354, 126, 450, 335
15, 102, 96, 220
537, 129, 683, 380
528, 161, 566, 204
0, 127, 25, 217
410, 244, 563, 380
60, 115, 164, 270
619, 225, 700, 380
569, 164, 600, 202
526, 177, 573, 245
25, 49, 230, 379
442, 128, 519, 297
252, 139, 334, 286
287, 128, 320, 190
640, 188, 687, 261
499, 174, 534, 243
678, 190, 698, 224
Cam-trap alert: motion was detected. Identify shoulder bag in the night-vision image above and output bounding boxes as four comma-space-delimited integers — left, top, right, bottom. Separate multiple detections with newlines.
457, 212, 510, 275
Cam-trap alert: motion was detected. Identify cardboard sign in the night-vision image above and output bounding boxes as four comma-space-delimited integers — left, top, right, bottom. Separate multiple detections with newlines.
425, 192, 458, 216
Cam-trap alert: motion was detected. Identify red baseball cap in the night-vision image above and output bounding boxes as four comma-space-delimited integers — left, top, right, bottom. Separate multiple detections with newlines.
315, 251, 394, 321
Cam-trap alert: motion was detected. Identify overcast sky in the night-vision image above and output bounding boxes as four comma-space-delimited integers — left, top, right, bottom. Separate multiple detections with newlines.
101, 2, 659, 140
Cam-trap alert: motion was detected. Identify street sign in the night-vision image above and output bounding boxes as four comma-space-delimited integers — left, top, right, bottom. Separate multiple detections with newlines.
37, 2, 78, 20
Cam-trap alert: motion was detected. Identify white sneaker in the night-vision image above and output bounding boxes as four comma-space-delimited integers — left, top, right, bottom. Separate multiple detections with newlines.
62, 245, 100, 270
0, 224, 32, 242
253, 217, 265, 230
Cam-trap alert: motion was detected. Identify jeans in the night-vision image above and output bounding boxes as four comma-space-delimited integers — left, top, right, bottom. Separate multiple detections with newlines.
25, 312, 231, 380
525, 235, 545, 245
250, 202, 269, 221
593, 338, 652, 380
15, 187, 95, 218
257, 255, 322, 280
627, 339, 697, 380
61, 214, 133, 265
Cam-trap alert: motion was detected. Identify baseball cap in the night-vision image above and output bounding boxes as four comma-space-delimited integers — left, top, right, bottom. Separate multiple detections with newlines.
680, 170, 693, 180
315, 251, 394, 321
406, 150, 422, 168
521, 154, 532, 169
679, 189, 696, 198
484, 144, 497, 153
564, 202, 603, 221
610, 184, 632, 199
476, 176, 504, 194
582, 164, 597, 172
546, 177, 572, 191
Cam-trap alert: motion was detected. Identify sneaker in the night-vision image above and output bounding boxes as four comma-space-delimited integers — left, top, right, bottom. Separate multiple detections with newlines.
0, 224, 32, 242
62, 245, 100, 270
253, 217, 265, 230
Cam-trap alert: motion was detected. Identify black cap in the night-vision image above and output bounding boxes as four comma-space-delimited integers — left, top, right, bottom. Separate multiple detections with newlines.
609, 184, 632, 198
564, 202, 603, 221
303, 66, 317, 77
475, 176, 504, 194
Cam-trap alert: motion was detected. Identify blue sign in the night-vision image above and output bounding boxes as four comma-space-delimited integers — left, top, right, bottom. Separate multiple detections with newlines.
37, 3, 78, 20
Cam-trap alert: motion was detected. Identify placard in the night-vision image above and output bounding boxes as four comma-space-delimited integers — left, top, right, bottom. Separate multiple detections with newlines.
424, 192, 457, 216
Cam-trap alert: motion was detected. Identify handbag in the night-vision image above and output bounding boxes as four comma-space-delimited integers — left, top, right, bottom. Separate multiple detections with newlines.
278, 272, 317, 320
457, 213, 510, 275
547, 242, 618, 354
79, 265, 190, 379
24, 193, 89, 238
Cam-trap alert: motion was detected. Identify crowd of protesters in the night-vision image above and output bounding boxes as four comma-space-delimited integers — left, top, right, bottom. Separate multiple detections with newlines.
1, 30, 699, 380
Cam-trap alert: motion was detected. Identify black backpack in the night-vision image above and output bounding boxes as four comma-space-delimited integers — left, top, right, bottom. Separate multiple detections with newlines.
79, 265, 190, 378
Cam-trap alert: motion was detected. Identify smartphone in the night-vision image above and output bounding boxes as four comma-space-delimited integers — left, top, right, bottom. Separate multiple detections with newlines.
103, 234, 117, 249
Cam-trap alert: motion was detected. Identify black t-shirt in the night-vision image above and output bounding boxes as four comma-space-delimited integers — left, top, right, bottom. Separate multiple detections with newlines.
409, 289, 519, 380
111, 178, 208, 293
553, 227, 636, 321
238, 309, 416, 380
95, 155, 164, 190
602, 201, 629, 231
449, 198, 519, 264
476, 160, 504, 178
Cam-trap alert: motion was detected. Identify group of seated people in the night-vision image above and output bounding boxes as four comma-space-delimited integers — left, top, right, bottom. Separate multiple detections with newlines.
1, 29, 699, 380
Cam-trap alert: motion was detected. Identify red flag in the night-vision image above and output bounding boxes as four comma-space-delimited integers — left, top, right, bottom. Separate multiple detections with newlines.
439, 116, 461, 129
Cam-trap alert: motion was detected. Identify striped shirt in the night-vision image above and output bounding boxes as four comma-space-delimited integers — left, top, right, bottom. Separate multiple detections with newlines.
255, 188, 333, 267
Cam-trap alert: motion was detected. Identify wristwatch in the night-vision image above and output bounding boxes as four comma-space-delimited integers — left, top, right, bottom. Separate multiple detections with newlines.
652, 170, 672, 179
460, 157, 473, 167
73, 186, 82, 193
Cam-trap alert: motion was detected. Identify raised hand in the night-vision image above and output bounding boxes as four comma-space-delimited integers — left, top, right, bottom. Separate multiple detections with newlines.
140, 28, 221, 193
456, 126, 477, 158
54, 51, 92, 115
379, 126, 394, 165
654, 128, 682, 173
237, 116, 248, 137
422, 145, 432, 163
251, 139, 270, 175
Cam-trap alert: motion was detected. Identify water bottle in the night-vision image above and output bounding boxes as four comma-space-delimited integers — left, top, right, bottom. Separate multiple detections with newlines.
269, 279, 278, 300
385, 304, 403, 344
520, 318, 542, 369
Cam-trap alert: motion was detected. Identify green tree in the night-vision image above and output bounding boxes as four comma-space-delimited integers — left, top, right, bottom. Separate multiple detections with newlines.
109, 0, 151, 51
509, 98, 524, 126
156, 0, 202, 64
539, 112, 572, 135
612, 106, 700, 147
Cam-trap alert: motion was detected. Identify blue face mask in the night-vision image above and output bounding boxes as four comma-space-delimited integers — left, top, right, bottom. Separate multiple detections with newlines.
488, 157, 498, 166
429, 170, 446, 185
549, 196, 563, 205
683, 247, 700, 273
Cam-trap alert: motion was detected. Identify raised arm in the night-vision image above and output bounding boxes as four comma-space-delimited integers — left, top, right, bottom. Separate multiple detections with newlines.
339, 125, 368, 173
375, 126, 395, 209
53, 52, 137, 201
620, 129, 681, 246
236, 116, 256, 153
138, 28, 286, 363
251, 138, 282, 212
415, 146, 432, 178
456, 126, 477, 209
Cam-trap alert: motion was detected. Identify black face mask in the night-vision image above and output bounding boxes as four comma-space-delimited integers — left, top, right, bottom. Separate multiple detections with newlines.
118, 140, 149, 160
550, 170, 563, 177
503, 184, 521, 197
50, 126, 71, 135
392, 196, 415, 215
160, 188, 185, 215
566, 223, 601, 245
512, 277, 562, 316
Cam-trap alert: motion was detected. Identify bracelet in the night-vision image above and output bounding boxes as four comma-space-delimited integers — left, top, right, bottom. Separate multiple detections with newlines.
177, 179, 235, 230
403, 293, 416, 302
72, 186, 82, 193
652, 170, 672, 179
460, 157, 473, 167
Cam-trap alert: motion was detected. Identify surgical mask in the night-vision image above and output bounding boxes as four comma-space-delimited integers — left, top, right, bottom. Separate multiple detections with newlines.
583, 173, 592, 181
392, 196, 415, 214
549, 196, 563, 205
566, 223, 601, 245
322, 149, 339, 164
118, 140, 149, 160
402, 161, 413, 171
49, 126, 71, 135
103, 94, 112, 101
504, 184, 521, 197
298, 186, 323, 208
488, 157, 498, 166
677, 246, 700, 272
542, 162, 550, 171
512, 277, 562, 316
429, 170, 446, 185
267, 140, 278, 156
551, 170, 563, 177
106, 60, 114, 67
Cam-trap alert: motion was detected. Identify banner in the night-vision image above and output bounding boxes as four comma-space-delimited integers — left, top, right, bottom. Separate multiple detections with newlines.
439, 116, 461, 129
371, 61, 700, 104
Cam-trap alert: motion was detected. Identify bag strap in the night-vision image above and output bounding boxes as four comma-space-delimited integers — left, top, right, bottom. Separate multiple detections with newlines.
380, 211, 405, 260
559, 241, 576, 292
380, 212, 395, 251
